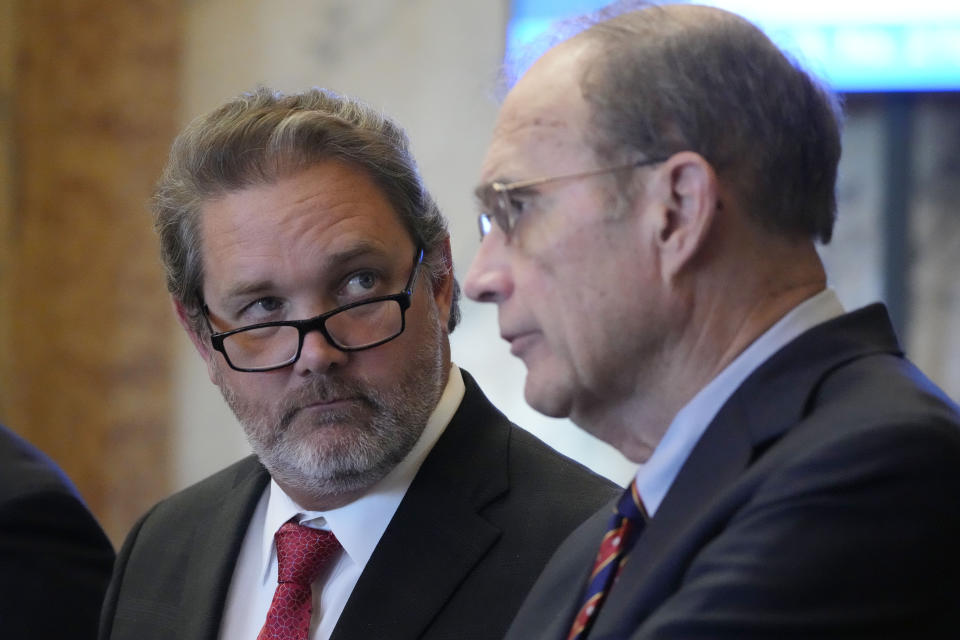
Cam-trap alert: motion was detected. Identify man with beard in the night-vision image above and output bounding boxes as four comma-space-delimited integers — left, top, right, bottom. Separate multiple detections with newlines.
98, 87, 617, 640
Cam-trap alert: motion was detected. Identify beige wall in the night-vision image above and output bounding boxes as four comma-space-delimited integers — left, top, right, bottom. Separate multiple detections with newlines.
173, 0, 640, 492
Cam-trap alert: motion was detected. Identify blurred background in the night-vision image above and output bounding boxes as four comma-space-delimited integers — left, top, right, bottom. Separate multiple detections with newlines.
1, 0, 958, 545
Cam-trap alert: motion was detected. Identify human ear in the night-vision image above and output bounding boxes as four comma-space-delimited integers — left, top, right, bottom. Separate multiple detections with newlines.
652, 151, 719, 282
429, 236, 456, 334
173, 297, 219, 385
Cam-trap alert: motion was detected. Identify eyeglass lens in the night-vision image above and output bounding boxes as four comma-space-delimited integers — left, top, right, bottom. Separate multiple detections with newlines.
221, 299, 404, 370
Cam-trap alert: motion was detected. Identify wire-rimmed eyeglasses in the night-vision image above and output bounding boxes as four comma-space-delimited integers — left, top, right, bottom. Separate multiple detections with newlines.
476, 157, 667, 240
204, 247, 424, 372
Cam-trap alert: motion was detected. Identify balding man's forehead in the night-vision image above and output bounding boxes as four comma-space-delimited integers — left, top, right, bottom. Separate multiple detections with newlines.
492, 113, 569, 139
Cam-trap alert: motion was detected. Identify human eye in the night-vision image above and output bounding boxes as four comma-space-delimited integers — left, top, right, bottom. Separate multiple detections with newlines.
340, 270, 383, 302
503, 188, 539, 227
237, 297, 285, 323
507, 193, 533, 216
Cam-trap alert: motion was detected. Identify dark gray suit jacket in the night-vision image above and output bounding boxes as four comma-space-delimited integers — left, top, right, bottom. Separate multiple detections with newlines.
0, 423, 115, 639
506, 304, 960, 639
99, 371, 617, 640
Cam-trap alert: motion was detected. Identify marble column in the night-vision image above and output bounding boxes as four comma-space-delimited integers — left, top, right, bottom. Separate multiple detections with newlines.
1, 1, 180, 542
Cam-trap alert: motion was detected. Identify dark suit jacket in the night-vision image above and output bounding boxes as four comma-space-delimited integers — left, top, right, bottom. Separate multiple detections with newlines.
99, 370, 618, 640
506, 304, 960, 639
0, 423, 115, 639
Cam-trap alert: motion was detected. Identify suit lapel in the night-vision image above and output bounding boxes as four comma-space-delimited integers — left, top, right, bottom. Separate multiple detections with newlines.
179, 457, 269, 640
505, 505, 614, 640
331, 371, 509, 640
591, 305, 903, 637
592, 398, 756, 636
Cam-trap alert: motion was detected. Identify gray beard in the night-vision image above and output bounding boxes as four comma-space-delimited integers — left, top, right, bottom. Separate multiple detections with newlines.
216, 310, 446, 503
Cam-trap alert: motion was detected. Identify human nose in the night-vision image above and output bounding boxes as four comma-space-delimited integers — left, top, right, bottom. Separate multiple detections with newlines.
464, 232, 512, 304
293, 327, 349, 376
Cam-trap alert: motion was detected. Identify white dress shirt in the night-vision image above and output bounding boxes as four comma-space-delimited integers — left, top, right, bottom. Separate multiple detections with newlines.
634, 289, 845, 516
219, 365, 466, 640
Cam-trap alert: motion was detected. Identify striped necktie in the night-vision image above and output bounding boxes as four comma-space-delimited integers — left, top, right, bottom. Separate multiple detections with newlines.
567, 479, 648, 640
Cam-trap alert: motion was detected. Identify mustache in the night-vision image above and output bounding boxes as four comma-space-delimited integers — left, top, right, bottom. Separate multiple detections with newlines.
277, 376, 381, 430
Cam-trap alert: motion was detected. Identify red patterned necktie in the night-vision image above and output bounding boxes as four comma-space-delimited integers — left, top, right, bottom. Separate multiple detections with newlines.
567, 478, 648, 640
258, 520, 342, 640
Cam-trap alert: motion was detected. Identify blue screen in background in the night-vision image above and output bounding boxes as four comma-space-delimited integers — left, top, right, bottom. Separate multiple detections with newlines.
509, 0, 960, 92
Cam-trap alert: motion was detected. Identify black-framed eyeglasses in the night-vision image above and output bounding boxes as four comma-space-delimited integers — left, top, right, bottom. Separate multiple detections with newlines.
476, 157, 667, 240
204, 247, 425, 372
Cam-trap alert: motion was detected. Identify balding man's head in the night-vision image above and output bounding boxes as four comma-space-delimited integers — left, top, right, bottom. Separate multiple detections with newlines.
573, 3, 841, 243
466, 3, 837, 436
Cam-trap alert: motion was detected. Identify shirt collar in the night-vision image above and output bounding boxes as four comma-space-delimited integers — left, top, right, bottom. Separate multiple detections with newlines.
635, 289, 845, 516
259, 365, 466, 582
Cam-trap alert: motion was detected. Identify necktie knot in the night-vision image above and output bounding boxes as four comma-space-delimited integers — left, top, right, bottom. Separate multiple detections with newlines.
615, 477, 648, 524
275, 521, 341, 585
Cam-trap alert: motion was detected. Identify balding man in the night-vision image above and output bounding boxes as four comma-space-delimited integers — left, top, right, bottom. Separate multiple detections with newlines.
465, 3, 960, 638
